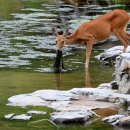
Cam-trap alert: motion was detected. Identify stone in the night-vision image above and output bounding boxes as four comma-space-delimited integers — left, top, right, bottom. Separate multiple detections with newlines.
118, 116, 130, 127
96, 46, 130, 94
27, 110, 47, 115
95, 46, 124, 65
7, 94, 48, 107
11, 114, 32, 120
102, 114, 125, 125
115, 53, 130, 94
95, 46, 130, 65
110, 81, 119, 90
97, 83, 112, 89
7, 89, 79, 107
4, 113, 15, 119
31, 89, 79, 101
50, 111, 93, 124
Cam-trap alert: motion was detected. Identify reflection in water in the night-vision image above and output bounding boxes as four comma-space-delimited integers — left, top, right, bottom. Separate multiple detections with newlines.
62, 0, 87, 4
85, 69, 91, 87
55, 73, 62, 89
54, 69, 92, 89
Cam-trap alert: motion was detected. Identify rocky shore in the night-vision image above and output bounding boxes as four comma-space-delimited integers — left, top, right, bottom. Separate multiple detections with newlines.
5, 81, 130, 128
96, 46, 130, 94
5, 45, 130, 129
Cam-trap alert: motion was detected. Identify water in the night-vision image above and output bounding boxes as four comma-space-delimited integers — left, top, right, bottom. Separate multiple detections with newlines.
0, 0, 129, 130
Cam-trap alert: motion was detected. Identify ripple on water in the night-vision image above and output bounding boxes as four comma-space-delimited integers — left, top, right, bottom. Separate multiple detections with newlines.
0, 2, 127, 71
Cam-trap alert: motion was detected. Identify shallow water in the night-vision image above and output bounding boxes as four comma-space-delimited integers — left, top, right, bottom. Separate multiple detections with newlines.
0, 0, 129, 130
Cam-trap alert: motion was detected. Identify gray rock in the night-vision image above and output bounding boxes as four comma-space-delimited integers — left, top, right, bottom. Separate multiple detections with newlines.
110, 81, 119, 90
27, 110, 47, 115
50, 111, 93, 124
11, 114, 32, 120
4, 113, 15, 119
115, 53, 130, 94
118, 116, 130, 127
95, 46, 125, 65
102, 114, 125, 125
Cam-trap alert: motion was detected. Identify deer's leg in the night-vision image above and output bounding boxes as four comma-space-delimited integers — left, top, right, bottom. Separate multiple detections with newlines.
114, 30, 129, 52
85, 40, 93, 70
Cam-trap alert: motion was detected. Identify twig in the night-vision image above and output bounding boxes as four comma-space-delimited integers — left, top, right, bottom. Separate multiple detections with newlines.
28, 118, 59, 128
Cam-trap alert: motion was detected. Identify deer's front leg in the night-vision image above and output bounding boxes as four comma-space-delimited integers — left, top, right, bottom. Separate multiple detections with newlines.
85, 40, 93, 70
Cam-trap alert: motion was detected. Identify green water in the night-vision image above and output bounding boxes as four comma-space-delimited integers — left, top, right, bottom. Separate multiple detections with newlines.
0, 0, 125, 129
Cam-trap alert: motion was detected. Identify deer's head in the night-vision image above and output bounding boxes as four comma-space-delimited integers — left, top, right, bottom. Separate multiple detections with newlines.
52, 28, 65, 50
52, 27, 71, 50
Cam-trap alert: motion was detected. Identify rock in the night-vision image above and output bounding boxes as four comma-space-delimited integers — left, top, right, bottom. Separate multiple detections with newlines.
11, 114, 32, 120
95, 46, 130, 65
97, 83, 112, 89
70, 88, 113, 102
4, 113, 15, 119
110, 81, 119, 90
96, 46, 130, 94
102, 114, 125, 125
118, 116, 130, 127
32, 89, 79, 101
128, 106, 130, 111
7, 94, 48, 107
115, 53, 130, 94
50, 111, 93, 124
7, 89, 79, 107
27, 110, 47, 115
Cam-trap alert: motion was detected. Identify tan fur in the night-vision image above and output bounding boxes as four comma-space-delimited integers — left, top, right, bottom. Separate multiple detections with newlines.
55, 9, 130, 69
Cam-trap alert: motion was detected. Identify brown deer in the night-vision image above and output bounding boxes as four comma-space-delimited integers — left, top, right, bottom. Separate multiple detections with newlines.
53, 9, 130, 69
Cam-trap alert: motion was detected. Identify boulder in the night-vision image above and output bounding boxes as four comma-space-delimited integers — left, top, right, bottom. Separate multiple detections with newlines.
118, 116, 130, 127
50, 111, 93, 124
96, 46, 130, 94
11, 114, 32, 120
4, 113, 15, 119
115, 53, 130, 94
102, 114, 125, 125
95, 46, 130, 65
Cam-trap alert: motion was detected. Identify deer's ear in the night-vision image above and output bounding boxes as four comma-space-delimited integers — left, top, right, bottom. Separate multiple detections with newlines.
64, 28, 71, 37
52, 27, 58, 36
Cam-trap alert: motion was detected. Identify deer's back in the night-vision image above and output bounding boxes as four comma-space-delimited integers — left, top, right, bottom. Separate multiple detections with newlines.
77, 9, 129, 42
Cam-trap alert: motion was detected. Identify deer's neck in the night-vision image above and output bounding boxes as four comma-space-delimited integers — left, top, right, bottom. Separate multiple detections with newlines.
64, 31, 77, 44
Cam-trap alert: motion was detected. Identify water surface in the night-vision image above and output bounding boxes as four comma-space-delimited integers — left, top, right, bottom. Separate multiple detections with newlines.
0, 0, 129, 130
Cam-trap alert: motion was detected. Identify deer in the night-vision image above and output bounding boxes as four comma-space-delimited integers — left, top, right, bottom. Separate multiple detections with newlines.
53, 9, 130, 70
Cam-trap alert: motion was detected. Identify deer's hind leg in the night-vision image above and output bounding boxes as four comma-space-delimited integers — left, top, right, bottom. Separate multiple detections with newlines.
114, 30, 129, 52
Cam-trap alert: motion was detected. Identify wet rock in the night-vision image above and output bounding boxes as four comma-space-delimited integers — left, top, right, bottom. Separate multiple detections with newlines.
35, 68, 77, 73
110, 81, 119, 90
27, 110, 47, 115
102, 114, 126, 125
7, 94, 48, 107
4, 113, 15, 119
97, 83, 112, 89
11, 114, 32, 120
7, 89, 79, 107
32, 89, 79, 101
95, 46, 127, 65
115, 53, 130, 94
50, 111, 93, 124
118, 116, 130, 127
96, 46, 130, 94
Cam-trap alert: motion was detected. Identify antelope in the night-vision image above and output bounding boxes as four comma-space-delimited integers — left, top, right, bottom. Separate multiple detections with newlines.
53, 9, 130, 70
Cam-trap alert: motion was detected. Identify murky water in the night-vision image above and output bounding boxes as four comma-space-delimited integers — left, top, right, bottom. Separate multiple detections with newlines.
0, 0, 129, 130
